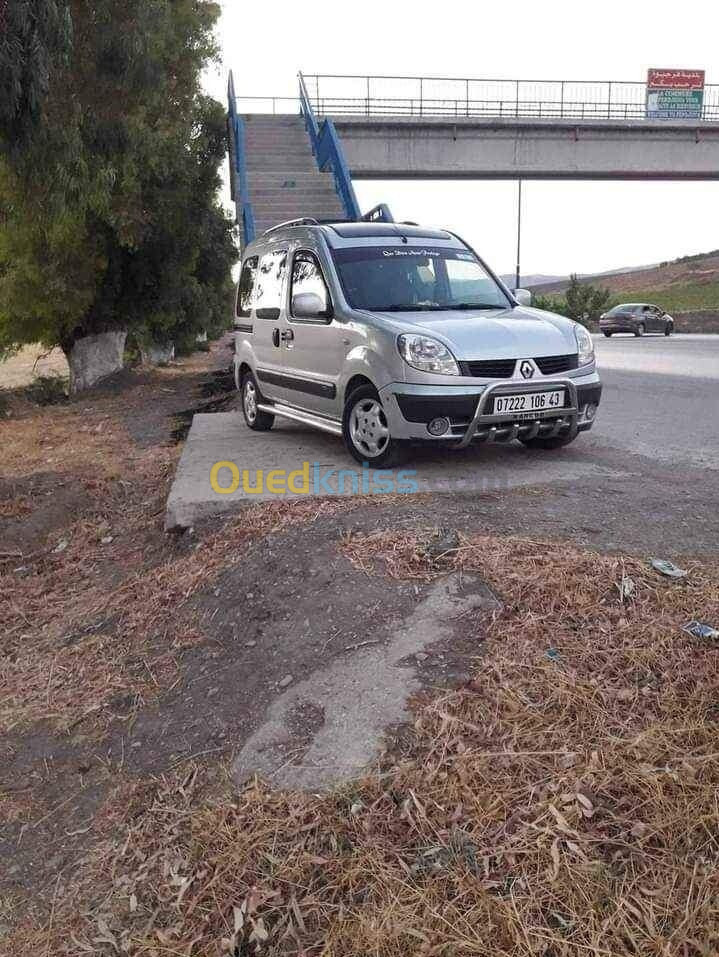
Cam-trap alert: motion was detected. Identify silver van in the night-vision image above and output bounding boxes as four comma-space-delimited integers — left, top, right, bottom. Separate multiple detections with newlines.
233, 219, 602, 466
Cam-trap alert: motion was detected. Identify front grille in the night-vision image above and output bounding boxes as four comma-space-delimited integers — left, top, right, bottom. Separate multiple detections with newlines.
460, 359, 516, 378
460, 354, 579, 378
534, 354, 579, 375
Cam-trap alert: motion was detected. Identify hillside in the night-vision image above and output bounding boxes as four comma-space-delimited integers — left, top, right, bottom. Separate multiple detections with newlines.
499, 273, 565, 288
533, 250, 719, 312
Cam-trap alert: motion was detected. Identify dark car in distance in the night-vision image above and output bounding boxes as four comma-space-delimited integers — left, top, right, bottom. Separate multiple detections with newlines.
599, 303, 674, 338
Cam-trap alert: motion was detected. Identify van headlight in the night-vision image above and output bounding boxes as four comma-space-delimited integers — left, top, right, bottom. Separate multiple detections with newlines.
398, 334, 460, 376
575, 324, 595, 366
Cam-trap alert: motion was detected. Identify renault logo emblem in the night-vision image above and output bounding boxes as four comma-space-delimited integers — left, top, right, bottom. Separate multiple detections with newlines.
520, 360, 535, 379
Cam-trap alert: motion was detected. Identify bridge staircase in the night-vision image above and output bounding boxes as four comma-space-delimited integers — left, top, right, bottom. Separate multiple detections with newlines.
227, 72, 363, 246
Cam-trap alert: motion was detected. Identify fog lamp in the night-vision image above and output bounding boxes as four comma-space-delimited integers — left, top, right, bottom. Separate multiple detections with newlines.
427, 417, 450, 436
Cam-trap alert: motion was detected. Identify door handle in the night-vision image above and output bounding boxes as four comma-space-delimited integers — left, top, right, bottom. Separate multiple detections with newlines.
281, 329, 294, 342
272, 328, 280, 347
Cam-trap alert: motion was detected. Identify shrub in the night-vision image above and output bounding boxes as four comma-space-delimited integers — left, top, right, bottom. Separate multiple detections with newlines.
24, 374, 68, 406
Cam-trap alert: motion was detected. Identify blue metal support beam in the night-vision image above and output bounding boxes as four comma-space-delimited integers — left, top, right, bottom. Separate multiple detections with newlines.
298, 72, 361, 220
227, 71, 256, 247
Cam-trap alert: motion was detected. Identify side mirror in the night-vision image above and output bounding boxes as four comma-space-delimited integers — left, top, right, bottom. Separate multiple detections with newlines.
513, 288, 532, 307
292, 292, 330, 319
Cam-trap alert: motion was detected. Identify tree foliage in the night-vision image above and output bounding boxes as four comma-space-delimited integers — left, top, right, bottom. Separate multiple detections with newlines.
0, 0, 73, 149
0, 0, 236, 365
534, 275, 611, 327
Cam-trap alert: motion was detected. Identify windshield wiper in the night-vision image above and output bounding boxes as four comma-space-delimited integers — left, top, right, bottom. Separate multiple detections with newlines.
372, 304, 444, 312
369, 303, 504, 312
449, 302, 504, 310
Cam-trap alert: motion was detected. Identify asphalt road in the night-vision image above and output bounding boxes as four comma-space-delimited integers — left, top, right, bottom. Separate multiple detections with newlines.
589, 333, 719, 470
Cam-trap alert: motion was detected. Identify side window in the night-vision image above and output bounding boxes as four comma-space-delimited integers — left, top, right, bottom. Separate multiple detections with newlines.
236, 256, 258, 319
290, 251, 331, 320
255, 249, 288, 320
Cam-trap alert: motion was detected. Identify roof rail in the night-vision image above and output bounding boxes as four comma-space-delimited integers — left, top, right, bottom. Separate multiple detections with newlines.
261, 217, 319, 237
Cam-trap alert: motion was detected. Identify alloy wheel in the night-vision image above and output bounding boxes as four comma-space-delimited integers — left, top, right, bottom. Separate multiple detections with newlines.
349, 398, 390, 458
244, 379, 258, 424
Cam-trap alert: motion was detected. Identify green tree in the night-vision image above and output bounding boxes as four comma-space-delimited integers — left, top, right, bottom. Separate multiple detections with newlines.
564, 275, 611, 325
0, 0, 73, 150
535, 276, 611, 327
0, 0, 236, 390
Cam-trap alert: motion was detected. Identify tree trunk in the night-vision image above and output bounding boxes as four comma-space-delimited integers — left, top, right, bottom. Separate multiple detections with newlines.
65, 330, 127, 394
140, 341, 175, 366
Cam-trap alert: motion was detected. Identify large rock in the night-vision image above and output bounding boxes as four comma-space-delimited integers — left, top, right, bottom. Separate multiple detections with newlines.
67, 330, 127, 393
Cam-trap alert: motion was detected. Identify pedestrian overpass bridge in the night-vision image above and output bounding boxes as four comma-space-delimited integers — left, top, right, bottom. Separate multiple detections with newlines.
228, 71, 719, 245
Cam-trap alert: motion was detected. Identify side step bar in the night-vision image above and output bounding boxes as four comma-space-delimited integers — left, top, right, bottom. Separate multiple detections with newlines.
257, 402, 342, 437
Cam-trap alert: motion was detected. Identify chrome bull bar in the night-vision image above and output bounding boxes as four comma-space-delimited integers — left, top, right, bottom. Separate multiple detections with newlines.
457, 378, 579, 449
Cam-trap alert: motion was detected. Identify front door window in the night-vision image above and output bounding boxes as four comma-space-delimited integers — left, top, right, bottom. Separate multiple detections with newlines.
290, 251, 331, 320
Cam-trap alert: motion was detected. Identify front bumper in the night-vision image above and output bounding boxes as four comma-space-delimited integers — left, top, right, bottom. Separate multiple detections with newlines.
380, 373, 602, 445
600, 320, 638, 334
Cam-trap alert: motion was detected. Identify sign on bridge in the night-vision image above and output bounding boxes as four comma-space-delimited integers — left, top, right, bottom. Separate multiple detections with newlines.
646, 68, 705, 119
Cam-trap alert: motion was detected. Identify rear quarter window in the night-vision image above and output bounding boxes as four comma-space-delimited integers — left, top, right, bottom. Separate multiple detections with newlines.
255, 249, 288, 320
236, 257, 258, 318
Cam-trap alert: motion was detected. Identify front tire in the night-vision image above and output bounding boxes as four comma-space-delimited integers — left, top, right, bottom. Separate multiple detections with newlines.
664, 323, 673, 337
241, 372, 274, 431
603, 331, 612, 338
635, 323, 645, 338
342, 385, 404, 467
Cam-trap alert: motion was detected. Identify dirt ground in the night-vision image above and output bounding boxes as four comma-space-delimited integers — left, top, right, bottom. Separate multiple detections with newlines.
2, 335, 719, 955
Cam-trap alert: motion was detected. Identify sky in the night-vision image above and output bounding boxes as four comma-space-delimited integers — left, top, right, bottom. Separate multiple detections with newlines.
204, 0, 719, 278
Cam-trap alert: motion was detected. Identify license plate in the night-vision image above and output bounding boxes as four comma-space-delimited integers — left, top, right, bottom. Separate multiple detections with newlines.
493, 390, 564, 416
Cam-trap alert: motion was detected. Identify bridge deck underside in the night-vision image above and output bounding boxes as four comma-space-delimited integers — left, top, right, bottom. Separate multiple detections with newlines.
329, 115, 719, 181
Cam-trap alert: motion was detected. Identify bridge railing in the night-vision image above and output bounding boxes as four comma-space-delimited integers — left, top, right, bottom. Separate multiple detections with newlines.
232, 95, 301, 115
227, 72, 256, 246
298, 72, 360, 220
300, 74, 719, 122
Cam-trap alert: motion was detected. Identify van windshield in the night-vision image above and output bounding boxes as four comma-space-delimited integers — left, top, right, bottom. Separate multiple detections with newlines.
331, 246, 511, 312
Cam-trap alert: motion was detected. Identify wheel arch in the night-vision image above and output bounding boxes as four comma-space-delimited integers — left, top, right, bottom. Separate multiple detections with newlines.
235, 360, 252, 391
343, 374, 376, 404
340, 346, 396, 408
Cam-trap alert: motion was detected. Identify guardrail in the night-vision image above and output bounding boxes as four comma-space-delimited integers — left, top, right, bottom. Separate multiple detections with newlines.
227, 72, 256, 246
300, 74, 719, 122
298, 72, 360, 220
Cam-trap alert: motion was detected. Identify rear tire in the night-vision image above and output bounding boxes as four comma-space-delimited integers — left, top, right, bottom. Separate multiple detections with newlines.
635, 323, 645, 338
603, 331, 612, 338
520, 419, 579, 451
241, 371, 274, 431
342, 384, 405, 467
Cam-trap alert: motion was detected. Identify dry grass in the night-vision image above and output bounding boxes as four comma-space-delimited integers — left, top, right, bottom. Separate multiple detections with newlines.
0, 345, 68, 390
0, 496, 365, 735
8, 530, 719, 956
0, 349, 372, 736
